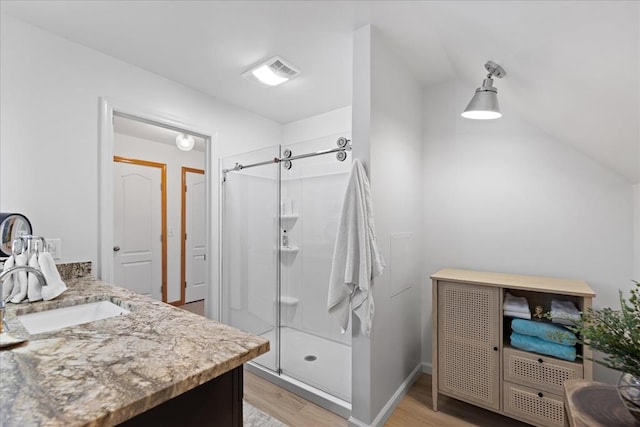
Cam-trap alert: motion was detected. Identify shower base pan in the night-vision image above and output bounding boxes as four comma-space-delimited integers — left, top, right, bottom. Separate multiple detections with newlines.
249, 327, 351, 418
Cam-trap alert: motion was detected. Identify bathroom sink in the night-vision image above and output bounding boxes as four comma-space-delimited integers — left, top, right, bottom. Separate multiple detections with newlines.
17, 300, 131, 334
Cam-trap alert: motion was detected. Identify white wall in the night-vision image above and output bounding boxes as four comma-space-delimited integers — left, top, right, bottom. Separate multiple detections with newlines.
351, 25, 423, 426
114, 133, 204, 303
634, 184, 640, 280
283, 106, 352, 145
0, 12, 281, 310
422, 80, 636, 384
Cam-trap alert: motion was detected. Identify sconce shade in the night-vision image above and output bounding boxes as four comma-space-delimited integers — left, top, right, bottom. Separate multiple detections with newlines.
462, 78, 501, 120
462, 60, 506, 120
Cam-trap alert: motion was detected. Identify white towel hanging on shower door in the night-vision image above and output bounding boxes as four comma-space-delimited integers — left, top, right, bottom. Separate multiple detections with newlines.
327, 159, 385, 337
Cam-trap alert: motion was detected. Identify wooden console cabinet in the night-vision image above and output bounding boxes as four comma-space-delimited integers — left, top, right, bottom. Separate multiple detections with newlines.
431, 269, 595, 427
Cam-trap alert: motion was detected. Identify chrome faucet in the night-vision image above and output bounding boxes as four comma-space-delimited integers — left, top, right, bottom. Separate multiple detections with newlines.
0, 266, 48, 333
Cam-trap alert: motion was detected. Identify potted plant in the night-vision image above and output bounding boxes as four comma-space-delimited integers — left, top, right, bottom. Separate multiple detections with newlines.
569, 280, 640, 420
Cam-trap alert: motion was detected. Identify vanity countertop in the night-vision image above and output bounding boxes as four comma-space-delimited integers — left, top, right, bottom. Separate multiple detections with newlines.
0, 277, 270, 426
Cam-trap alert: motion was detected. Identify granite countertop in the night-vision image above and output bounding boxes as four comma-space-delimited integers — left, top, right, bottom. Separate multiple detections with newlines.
0, 277, 270, 426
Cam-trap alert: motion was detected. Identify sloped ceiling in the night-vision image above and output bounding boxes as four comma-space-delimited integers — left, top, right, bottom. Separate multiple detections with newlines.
1, 1, 638, 182
424, 1, 640, 184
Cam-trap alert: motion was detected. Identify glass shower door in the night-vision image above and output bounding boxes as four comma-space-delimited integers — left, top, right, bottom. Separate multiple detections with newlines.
221, 146, 280, 372
279, 134, 352, 402
220, 137, 352, 404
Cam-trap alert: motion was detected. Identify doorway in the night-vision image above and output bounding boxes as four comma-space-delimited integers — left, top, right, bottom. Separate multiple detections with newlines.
99, 100, 212, 311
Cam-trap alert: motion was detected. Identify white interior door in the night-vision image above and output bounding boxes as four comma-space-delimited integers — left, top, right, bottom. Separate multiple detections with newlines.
184, 169, 207, 303
114, 160, 163, 301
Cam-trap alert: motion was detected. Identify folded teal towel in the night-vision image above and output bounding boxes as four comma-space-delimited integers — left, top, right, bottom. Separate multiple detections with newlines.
511, 332, 577, 361
511, 318, 577, 346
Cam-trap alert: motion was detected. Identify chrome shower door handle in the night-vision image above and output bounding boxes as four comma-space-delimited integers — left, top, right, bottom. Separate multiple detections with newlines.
113, 246, 120, 252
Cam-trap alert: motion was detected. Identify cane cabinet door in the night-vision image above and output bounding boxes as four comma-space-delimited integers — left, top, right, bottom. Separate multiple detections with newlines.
438, 281, 501, 410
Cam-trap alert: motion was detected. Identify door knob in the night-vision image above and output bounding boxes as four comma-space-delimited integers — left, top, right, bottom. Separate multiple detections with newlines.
113, 246, 120, 252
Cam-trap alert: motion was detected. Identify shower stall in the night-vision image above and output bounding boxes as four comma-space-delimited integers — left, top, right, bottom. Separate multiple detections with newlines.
220, 134, 353, 415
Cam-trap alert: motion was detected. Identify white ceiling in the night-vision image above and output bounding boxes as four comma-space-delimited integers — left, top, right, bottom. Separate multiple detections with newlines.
113, 115, 206, 152
1, 1, 638, 182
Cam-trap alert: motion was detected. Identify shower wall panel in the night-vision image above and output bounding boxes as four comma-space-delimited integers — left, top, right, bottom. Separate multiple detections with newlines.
221, 146, 279, 372
281, 133, 351, 345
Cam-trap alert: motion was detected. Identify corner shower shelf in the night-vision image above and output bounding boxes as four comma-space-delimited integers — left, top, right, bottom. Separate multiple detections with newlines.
279, 296, 299, 306
280, 215, 298, 228
280, 246, 299, 253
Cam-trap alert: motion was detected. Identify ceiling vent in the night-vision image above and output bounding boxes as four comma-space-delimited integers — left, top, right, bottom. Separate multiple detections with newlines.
243, 56, 301, 87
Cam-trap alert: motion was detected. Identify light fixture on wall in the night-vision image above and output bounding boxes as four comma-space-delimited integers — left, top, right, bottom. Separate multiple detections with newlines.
175, 134, 195, 151
243, 56, 300, 87
461, 60, 506, 120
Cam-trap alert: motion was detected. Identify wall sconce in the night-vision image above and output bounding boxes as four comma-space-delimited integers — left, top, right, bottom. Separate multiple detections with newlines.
462, 60, 506, 120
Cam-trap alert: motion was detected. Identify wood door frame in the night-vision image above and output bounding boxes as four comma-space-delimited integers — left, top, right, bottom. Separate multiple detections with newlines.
114, 155, 168, 303
181, 167, 206, 306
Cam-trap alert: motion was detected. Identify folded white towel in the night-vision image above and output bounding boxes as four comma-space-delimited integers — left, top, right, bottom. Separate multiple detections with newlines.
39, 252, 67, 301
10, 253, 28, 303
503, 292, 530, 313
327, 159, 385, 337
550, 299, 580, 325
27, 253, 43, 302
2, 255, 15, 301
504, 310, 532, 319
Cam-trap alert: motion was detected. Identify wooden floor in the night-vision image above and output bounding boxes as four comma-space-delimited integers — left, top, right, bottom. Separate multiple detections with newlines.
178, 302, 528, 427
245, 371, 529, 427
244, 370, 348, 427
178, 299, 204, 315
385, 375, 529, 427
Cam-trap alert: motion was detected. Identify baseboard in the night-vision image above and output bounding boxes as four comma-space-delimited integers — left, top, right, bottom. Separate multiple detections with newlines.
422, 361, 432, 374
347, 416, 370, 427
348, 363, 422, 427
